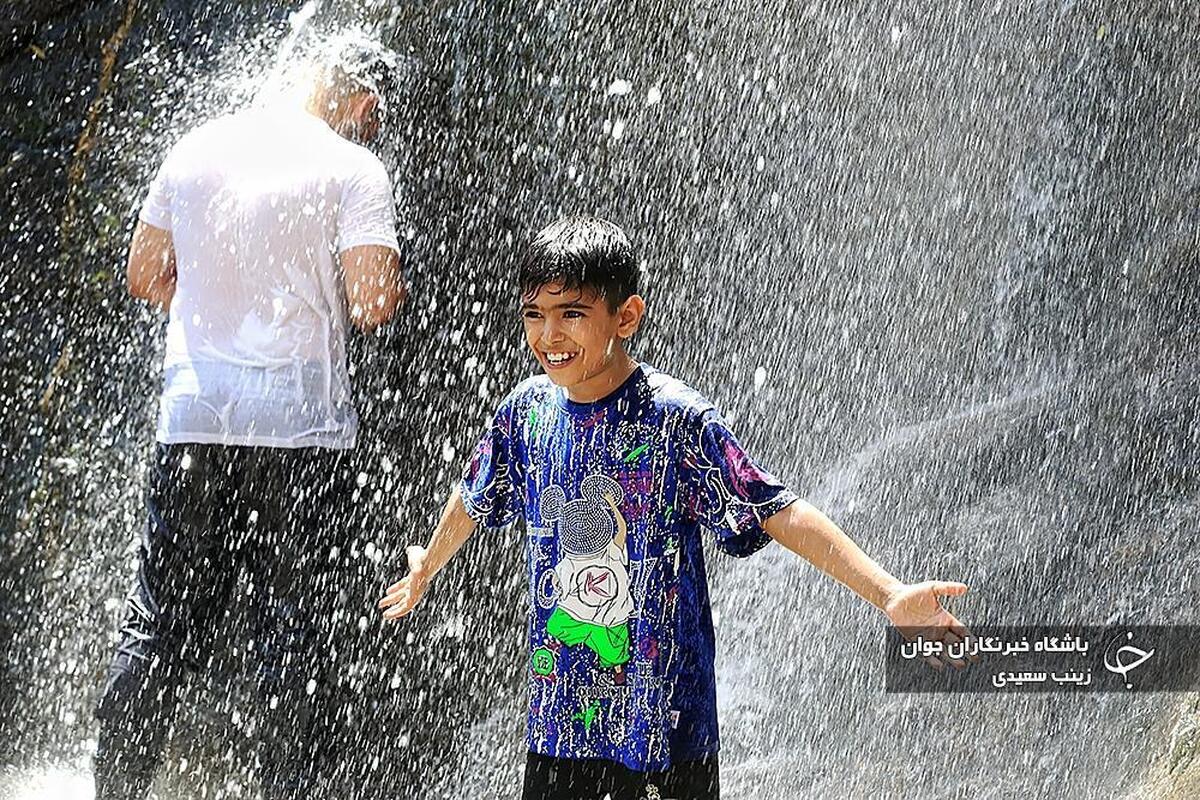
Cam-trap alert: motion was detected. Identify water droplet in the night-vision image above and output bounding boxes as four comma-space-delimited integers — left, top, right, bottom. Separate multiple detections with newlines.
607, 78, 632, 96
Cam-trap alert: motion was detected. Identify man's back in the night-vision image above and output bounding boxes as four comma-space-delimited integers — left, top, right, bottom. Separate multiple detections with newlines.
140, 104, 400, 449
99, 44, 405, 800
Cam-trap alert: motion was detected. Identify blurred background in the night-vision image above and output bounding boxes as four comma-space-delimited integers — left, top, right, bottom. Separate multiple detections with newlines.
0, 0, 1197, 797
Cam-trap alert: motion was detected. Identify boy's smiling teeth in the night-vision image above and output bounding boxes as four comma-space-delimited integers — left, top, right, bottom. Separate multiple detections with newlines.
545, 351, 578, 365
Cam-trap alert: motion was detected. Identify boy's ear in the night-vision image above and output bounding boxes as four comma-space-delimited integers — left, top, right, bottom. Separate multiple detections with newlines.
616, 294, 646, 339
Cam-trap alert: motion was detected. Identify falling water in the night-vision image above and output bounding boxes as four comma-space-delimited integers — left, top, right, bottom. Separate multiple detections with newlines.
1, 0, 1197, 798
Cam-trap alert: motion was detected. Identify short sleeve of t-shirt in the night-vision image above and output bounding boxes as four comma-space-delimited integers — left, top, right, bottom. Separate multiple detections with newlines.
679, 408, 798, 557
336, 155, 401, 255
138, 148, 176, 230
459, 399, 524, 529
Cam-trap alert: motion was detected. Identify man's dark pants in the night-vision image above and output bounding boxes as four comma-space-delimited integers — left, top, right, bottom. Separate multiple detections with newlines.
94, 442, 359, 799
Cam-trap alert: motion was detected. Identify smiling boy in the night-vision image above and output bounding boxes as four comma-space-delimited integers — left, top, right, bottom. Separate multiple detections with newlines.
379, 217, 970, 800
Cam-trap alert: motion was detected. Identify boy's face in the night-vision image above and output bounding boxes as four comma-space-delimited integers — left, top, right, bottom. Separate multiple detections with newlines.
521, 282, 645, 396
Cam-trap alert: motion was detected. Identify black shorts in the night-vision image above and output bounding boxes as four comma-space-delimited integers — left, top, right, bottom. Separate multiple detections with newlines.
522, 751, 719, 800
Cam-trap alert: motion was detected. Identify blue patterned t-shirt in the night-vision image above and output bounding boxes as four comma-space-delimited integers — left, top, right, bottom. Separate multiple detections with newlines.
459, 364, 797, 771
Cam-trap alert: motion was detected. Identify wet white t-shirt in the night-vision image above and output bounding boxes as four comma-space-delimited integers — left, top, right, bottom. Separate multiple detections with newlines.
138, 105, 401, 449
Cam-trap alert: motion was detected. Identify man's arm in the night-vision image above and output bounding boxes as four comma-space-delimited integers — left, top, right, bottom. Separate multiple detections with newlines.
341, 244, 406, 332
763, 499, 972, 667
127, 221, 176, 311
378, 486, 476, 620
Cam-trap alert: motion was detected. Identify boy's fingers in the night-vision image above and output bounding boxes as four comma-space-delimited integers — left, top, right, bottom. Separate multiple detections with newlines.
380, 578, 410, 600
381, 595, 410, 617
380, 547, 431, 620
942, 616, 980, 662
382, 596, 419, 620
934, 581, 968, 597
948, 618, 972, 638
385, 578, 407, 593
378, 586, 410, 608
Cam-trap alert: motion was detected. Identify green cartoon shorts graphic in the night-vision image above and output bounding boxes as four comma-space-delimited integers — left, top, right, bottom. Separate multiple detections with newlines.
546, 607, 631, 668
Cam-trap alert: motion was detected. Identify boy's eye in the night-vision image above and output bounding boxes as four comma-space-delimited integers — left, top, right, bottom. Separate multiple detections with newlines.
523, 310, 543, 319
563, 310, 584, 319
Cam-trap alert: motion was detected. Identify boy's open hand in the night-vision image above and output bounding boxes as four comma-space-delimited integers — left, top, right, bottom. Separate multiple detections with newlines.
883, 580, 977, 671
378, 545, 430, 621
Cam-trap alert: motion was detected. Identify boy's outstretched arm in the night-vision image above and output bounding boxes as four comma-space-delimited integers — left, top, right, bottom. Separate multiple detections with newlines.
378, 486, 477, 620
763, 500, 973, 668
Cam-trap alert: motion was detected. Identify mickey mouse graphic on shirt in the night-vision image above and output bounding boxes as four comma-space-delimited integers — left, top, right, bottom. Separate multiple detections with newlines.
541, 474, 634, 684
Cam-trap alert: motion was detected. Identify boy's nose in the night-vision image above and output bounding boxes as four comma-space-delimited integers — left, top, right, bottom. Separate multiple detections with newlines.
540, 320, 567, 345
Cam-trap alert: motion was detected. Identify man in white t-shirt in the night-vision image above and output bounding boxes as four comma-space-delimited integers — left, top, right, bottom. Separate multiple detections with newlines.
94, 39, 406, 800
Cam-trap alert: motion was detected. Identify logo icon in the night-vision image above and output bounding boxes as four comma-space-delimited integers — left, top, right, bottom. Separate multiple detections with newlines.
576, 565, 618, 606
531, 647, 557, 677
585, 571, 611, 597
1103, 631, 1155, 690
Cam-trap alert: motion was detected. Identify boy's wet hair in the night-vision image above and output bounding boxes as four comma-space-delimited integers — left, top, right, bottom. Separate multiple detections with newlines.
519, 217, 638, 312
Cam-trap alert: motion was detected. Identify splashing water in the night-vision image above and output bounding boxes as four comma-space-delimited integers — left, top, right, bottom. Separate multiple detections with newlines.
1, 1, 1197, 799
1, 766, 93, 800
